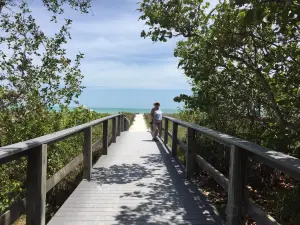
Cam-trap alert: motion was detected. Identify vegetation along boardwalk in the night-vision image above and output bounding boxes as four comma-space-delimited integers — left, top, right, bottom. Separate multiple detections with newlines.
48, 114, 223, 225
2, 114, 300, 225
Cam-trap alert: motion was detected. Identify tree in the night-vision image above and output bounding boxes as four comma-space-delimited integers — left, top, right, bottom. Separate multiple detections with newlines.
138, 2, 300, 223
0, 0, 91, 110
0, 0, 90, 145
0, 0, 93, 215
0, 0, 91, 13
138, 0, 300, 141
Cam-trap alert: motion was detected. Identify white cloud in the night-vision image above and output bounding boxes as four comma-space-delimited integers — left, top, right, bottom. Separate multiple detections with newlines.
4, 0, 191, 89
62, 12, 180, 61
45, 2, 188, 89
81, 58, 187, 89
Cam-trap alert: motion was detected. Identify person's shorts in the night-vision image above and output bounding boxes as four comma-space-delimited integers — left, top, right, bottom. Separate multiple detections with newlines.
153, 121, 161, 128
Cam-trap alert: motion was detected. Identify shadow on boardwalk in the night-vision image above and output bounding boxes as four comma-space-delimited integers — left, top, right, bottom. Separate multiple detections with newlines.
92, 163, 153, 185
91, 140, 223, 225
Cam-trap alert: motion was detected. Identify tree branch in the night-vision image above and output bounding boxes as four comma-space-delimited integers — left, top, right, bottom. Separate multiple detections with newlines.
224, 52, 287, 128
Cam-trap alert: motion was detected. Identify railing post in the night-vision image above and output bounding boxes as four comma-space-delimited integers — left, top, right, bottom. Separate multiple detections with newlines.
227, 145, 247, 225
159, 122, 162, 138
112, 117, 117, 143
83, 126, 92, 180
26, 144, 47, 225
163, 118, 168, 145
123, 117, 129, 131
120, 115, 122, 132
117, 115, 121, 136
121, 115, 124, 132
103, 120, 108, 155
186, 128, 196, 179
171, 122, 178, 157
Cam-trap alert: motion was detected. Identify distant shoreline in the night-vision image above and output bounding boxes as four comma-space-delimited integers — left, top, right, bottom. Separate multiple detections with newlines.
91, 108, 179, 113
53, 106, 180, 114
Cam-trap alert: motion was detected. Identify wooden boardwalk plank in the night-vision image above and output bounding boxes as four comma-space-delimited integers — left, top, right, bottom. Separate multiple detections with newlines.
48, 131, 224, 225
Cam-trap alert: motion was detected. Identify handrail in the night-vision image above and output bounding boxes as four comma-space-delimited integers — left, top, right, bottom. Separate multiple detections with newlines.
0, 113, 129, 225
163, 116, 300, 180
162, 115, 299, 225
0, 114, 120, 162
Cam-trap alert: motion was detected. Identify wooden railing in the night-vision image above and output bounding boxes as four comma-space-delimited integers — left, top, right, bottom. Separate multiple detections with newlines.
0, 114, 130, 225
162, 116, 300, 225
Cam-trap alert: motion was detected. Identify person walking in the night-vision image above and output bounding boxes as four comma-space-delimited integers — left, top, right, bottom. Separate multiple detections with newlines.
150, 102, 163, 141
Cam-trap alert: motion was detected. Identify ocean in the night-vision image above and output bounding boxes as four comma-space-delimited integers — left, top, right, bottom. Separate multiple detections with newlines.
54, 106, 179, 114
52, 88, 190, 114
90, 108, 179, 114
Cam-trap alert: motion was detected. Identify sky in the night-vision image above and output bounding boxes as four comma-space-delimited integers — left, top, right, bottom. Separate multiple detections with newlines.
76, 88, 191, 109
18, 0, 216, 109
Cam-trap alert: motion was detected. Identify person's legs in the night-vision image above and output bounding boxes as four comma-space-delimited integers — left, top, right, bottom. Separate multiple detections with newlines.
150, 121, 154, 134
152, 122, 156, 137
158, 122, 162, 137
153, 123, 159, 140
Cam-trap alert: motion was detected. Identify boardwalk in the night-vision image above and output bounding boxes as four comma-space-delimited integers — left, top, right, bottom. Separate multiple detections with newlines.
48, 115, 223, 225
1, 114, 298, 225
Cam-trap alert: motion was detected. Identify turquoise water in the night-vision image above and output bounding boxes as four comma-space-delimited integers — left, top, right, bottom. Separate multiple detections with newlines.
76, 89, 190, 109
53, 106, 179, 114
90, 108, 179, 114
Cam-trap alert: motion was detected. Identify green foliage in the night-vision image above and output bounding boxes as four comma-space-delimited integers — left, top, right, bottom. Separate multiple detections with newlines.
0, 107, 111, 215
0, 0, 120, 220
0, 0, 91, 153
139, 0, 300, 223
138, 0, 300, 147
1, 0, 91, 14
0, 108, 135, 218
0, 1, 87, 111
138, 0, 210, 41
144, 113, 187, 163
274, 184, 300, 223
123, 112, 136, 126
143, 113, 152, 128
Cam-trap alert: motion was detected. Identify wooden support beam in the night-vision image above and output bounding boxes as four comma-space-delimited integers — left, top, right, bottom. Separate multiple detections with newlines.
83, 127, 92, 181
120, 115, 124, 132
227, 145, 248, 225
163, 118, 169, 145
124, 117, 129, 131
186, 128, 196, 179
158, 122, 162, 138
103, 120, 108, 155
171, 122, 178, 157
117, 115, 121, 136
26, 144, 47, 225
112, 117, 117, 143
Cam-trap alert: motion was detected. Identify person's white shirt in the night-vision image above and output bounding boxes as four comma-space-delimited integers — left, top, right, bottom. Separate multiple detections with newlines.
154, 109, 163, 121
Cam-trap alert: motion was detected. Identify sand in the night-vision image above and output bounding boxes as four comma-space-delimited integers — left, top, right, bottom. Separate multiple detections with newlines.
129, 114, 148, 132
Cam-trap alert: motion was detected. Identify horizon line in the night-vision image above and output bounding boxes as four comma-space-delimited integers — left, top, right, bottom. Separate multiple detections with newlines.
67, 106, 182, 110
82, 86, 191, 91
